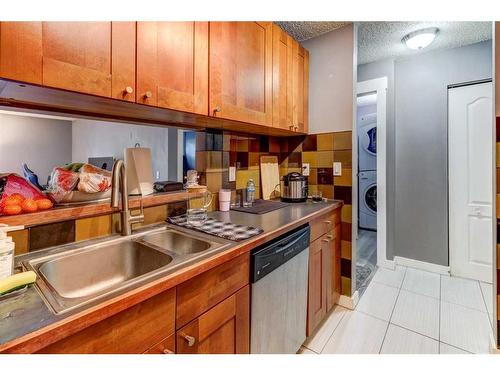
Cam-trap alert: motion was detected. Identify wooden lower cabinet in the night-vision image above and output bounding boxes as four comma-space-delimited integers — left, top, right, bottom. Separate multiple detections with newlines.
144, 334, 175, 354
176, 285, 250, 354
38, 288, 176, 354
307, 208, 342, 336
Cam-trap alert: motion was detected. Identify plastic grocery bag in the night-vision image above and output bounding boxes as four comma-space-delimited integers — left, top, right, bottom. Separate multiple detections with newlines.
46, 167, 80, 203
76, 164, 112, 193
0, 174, 50, 215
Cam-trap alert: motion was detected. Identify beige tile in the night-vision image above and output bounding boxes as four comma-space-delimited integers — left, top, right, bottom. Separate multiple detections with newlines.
132, 205, 167, 229
372, 266, 406, 288
333, 131, 352, 150
322, 311, 388, 354
206, 171, 222, 193
303, 306, 348, 353
302, 151, 317, 168
381, 325, 439, 354
401, 268, 440, 299
317, 133, 334, 151
75, 214, 112, 242
441, 275, 486, 312
316, 151, 333, 168
334, 168, 352, 186
356, 282, 399, 321
11, 229, 29, 255
439, 343, 471, 354
390, 290, 440, 339
341, 204, 352, 223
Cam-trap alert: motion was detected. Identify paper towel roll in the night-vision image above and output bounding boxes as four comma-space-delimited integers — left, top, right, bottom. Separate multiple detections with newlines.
124, 147, 154, 196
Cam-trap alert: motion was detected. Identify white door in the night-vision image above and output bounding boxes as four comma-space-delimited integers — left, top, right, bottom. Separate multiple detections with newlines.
448, 82, 493, 283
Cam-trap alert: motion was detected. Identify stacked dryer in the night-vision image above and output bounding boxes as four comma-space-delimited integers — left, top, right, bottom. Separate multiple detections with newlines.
358, 112, 377, 231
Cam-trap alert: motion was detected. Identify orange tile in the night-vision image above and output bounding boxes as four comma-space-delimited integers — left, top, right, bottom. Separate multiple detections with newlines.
318, 184, 334, 199
333, 131, 352, 150
302, 152, 317, 167
317, 133, 334, 151
334, 168, 352, 187
341, 204, 352, 223
316, 151, 334, 168
341, 276, 351, 296
11, 229, 29, 255
206, 172, 222, 193
75, 215, 112, 242
341, 240, 352, 260
334, 150, 352, 169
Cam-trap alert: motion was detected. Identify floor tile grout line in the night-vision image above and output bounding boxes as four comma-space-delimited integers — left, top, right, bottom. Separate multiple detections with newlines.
316, 308, 348, 354
389, 322, 439, 343
378, 266, 407, 354
438, 274, 442, 352
477, 280, 493, 329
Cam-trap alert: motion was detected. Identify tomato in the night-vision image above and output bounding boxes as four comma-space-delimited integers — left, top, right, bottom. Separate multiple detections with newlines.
3, 205, 22, 215
4, 194, 25, 206
21, 199, 38, 213
36, 198, 53, 210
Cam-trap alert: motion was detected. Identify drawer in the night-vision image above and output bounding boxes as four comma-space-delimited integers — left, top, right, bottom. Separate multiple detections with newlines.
310, 208, 341, 242
176, 253, 250, 329
144, 334, 175, 354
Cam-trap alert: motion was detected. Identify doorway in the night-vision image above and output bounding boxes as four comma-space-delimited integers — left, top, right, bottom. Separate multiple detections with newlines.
355, 77, 388, 293
448, 80, 493, 283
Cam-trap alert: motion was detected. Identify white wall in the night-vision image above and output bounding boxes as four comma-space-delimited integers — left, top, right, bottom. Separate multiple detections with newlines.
302, 24, 355, 134
72, 119, 177, 182
0, 112, 72, 183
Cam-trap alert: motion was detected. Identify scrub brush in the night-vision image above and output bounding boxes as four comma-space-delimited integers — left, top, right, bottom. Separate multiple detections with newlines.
0, 271, 37, 296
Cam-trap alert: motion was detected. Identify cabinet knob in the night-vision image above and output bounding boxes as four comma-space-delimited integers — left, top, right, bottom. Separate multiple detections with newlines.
324, 220, 332, 225
180, 332, 196, 347
326, 234, 334, 240
213, 106, 221, 115
143, 91, 152, 99
162, 348, 174, 354
124, 86, 134, 94
294, 126, 299, 131
289, 125, 294, 131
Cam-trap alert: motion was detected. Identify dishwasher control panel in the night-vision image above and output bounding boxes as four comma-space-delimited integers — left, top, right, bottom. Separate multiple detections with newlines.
251, 225, 310, 283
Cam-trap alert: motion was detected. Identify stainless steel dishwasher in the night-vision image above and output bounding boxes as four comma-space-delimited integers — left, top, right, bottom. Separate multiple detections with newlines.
250, 225, 310, 354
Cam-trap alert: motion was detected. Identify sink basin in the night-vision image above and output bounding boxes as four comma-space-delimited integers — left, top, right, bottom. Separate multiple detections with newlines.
140, 230, 212, 255
24, 240, 174, 314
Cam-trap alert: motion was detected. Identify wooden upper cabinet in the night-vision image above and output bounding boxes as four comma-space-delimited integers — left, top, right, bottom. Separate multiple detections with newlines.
272, 24, 293, 130
136, 22, 208, 115
176, 285, 250, 354
42, 22, 113, 97
111, 22, 136, 102
0, 22, 42, 84
209, 22, 273, 126
292, 40, 309, 133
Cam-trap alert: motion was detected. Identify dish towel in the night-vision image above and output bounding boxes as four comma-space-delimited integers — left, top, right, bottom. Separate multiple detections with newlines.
167, 215, 264, 241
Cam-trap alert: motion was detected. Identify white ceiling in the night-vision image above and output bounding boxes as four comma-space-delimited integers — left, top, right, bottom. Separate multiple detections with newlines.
357, 22, 492, 65
275, 21, 348, 42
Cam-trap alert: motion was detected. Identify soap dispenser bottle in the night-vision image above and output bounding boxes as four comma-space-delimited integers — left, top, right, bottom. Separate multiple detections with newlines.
0, 224, 24, 280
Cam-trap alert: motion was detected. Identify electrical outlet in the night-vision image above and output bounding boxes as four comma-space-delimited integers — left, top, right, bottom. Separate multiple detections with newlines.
302, 163, 310, 176
333, 162, 342, 176
228, 166, 236, 182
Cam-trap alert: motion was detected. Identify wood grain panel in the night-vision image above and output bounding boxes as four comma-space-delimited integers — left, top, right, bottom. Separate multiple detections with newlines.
310, 208, 340, 242
292, 41, 308, 133
111, 22, 136, 102
42, 22, 112, 97
0, 22, 42, 84
209, 22, 273, 126
136, 22, 208, 114
176, 285, 249, 354
307, 236, 327, 335
38, 288, 175, 354
176, 253, 249, 328
272, 24, 293, 130
144, 333, 175, 354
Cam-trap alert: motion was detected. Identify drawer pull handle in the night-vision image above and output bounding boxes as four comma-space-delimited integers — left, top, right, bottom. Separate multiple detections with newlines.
326, 235, 334, 240
143, 91, 152, 99
162, 348, 174, 354
180, 332, 196, 347
324, 220, 332, 225
124, 86, 134, 94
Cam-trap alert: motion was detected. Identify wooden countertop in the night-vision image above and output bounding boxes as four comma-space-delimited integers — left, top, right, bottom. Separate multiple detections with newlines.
0, 200, 342, 353
0, 190, 203, 227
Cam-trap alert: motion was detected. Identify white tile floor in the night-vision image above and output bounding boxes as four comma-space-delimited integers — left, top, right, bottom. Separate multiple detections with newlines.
300, 266, 494, 354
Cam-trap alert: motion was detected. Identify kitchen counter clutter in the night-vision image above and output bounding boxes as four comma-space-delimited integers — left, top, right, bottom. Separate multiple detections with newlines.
0, 199, 342, 353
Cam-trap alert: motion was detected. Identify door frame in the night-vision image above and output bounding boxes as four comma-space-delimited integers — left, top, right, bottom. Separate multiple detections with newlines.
354, 77, 390, 276
447, 79, 494, 283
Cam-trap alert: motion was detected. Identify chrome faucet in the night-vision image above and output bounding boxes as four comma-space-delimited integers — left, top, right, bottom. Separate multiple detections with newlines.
111, 160, 144, 236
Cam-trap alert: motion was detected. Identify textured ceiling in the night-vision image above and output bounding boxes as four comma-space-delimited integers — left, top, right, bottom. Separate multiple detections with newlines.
275, 21, 348, 42
358, 22, 492, 65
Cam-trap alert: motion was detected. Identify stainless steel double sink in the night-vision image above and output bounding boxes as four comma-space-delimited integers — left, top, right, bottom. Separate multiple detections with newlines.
22, 227, 231, 315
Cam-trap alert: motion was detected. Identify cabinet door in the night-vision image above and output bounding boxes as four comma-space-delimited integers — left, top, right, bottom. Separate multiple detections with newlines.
326, 226, 341, 312
42, 22, 112, 97
136, 22, 208, 114
272, 24, 293, 130
0, 22, 42, 84
111, 22, 136, 102
307, 236, 328, 336
176, 285, 250, 354
209, 22, 273, 126
292, 41, 309, 133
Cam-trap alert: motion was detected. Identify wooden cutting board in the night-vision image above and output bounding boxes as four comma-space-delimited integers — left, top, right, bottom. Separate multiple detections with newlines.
260, 155, 280, 200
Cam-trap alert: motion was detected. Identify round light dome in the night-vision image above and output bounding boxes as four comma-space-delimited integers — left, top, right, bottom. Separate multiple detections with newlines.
402, 27, 439, 50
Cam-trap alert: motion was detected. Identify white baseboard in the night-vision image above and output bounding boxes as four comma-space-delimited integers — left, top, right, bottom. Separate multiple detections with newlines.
377, 258, 395, 270
394, 256, 450, 275
338, 290, 359, 310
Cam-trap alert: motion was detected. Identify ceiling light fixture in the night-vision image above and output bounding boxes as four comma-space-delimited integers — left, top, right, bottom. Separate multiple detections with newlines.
402, 27, 439, 50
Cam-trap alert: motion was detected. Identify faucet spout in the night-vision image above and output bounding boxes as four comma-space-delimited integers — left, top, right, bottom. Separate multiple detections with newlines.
111, 160, 144, 236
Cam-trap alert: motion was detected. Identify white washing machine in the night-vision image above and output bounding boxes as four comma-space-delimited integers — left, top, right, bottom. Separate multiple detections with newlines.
359, 170, 377, 231
358, 113, 377, 171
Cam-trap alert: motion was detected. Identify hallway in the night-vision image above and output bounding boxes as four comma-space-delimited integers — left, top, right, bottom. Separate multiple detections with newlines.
301, 266, 494, 354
